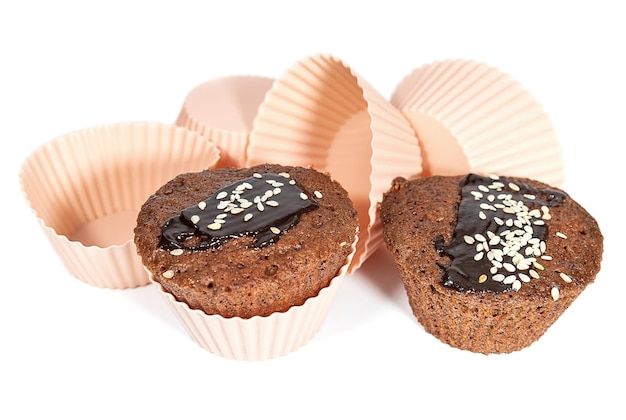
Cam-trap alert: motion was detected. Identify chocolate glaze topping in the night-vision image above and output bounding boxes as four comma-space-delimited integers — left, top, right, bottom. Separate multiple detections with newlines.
434, 173, 566, 293
160, 173, 318, 250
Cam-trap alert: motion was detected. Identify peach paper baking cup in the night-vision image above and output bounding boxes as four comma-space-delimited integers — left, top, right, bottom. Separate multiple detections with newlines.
176, 75, 275, 168
391, 59, 564, 186
247, 53, 422, 273
151, 232, 358, 361
19, 122, 220, 289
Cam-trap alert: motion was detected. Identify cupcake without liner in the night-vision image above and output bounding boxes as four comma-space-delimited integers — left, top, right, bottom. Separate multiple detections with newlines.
134, 163, 359, 360
19, 122, 220, 289
150, 235, 357, 361
247, 53, 422, 272
176, 76, 275, 168
391, 59, 564, 186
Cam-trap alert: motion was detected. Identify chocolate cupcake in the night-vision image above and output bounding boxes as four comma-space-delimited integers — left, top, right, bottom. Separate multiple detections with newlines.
380, 173, 603, 354
134, 163, 358, 360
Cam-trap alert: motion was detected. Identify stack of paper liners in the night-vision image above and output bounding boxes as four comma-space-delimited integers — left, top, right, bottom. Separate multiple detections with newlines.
246, 53, 423, 272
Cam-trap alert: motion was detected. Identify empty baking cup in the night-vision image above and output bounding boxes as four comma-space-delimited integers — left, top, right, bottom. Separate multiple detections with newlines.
176, 76, 275, 168
247, 53, 422, 272
391, 59, 564, 186
19, 122, 220, 289
151, 232, 357, 361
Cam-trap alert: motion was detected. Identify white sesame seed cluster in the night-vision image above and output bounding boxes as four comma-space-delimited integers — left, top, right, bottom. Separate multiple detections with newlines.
159, 171, 324, 279
466, 174, 570, 300
184, 172, 322, 238
204, 172, 296, 230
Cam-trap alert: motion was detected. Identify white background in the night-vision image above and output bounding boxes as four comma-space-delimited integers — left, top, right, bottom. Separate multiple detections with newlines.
2, 1, 624, 419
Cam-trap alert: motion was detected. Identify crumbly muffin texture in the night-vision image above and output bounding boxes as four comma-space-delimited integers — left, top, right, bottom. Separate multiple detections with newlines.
380, 174, 603, 354
135, 164, 358, 319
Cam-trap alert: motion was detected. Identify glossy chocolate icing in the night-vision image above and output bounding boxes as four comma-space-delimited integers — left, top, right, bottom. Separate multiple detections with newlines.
160, 173, 318, 250
435, 174, 566, 293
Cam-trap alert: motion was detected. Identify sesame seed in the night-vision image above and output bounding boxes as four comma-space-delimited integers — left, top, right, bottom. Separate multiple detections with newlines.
230, 207, 244, 214
503, 263, 516, 272
464, 235, 475, 244
190, 215, 200, 225
253, 173, 262, 178
257, 202, 264, 211
551, 286, 560, 301
244, 213, 253, 222
162, 270, 175, 279
508, 182, 520, 191
559, 272, 573, 283
279, 172, 290, 178
478, 274, 487, 283
207, 222, 222, 230
300, 192, 308, 200
266, 200, 279, 207
216, 191, 228, 200
314, 190, 323, 199
169, 249, 183, 256
556, 232, 568, 239
503, 275, 516, 284
474, 252, 484, 261
511, 280, 522, 291
270, 227, 281, 234
198, 201, 207, 210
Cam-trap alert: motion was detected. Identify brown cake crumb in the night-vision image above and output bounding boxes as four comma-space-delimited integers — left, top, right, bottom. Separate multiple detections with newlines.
380, 174, 603, 354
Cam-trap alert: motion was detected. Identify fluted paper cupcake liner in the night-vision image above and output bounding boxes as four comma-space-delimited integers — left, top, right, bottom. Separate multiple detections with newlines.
391, 59, 564, 186
247, 53, 422, 272
176, 76, 275, 168
19, 122, 220, 288
151, 232, 358, 361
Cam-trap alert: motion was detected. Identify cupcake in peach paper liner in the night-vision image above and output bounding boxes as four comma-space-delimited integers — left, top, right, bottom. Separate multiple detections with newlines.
246, 53, 422, 272
176, 76, 275, 168
19, 122, 220, 289
390, 59, 564, 187
134, 164, 359, 360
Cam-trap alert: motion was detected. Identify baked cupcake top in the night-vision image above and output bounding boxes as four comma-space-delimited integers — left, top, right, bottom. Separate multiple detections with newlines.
381, 173, 603, 301
135, 163, 358, 319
